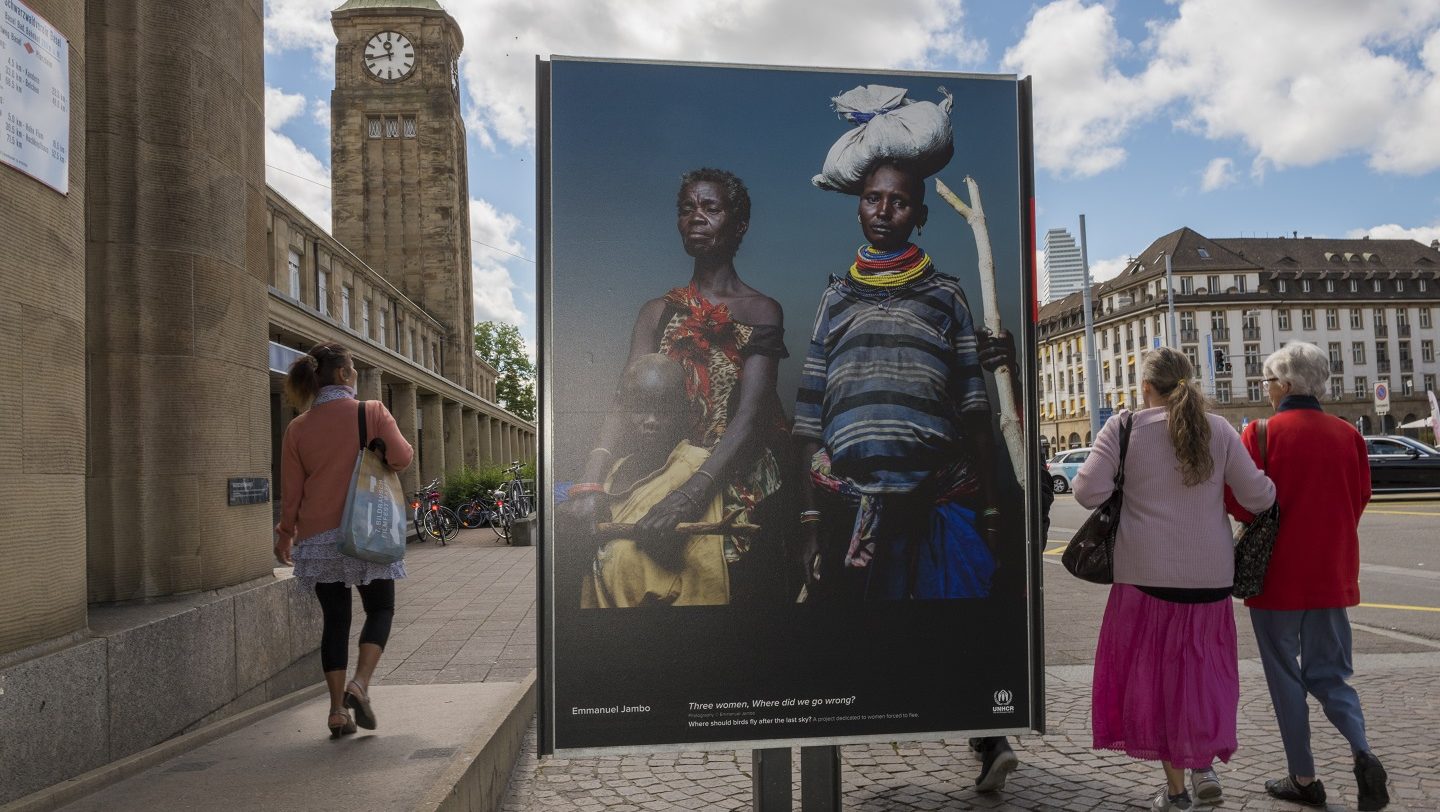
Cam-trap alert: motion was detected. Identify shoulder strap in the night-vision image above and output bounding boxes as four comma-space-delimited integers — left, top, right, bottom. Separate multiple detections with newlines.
1112, 413, 1134, 489
357, 400, 369, 449
1256, 418, 1268, 470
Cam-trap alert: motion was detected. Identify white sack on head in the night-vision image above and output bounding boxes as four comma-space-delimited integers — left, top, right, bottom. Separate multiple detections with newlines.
812, 85, 955, 194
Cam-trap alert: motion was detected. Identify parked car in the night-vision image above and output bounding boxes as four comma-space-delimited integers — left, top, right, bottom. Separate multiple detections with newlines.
1364, 435, 1440, 493
1047, 447, 1093, 493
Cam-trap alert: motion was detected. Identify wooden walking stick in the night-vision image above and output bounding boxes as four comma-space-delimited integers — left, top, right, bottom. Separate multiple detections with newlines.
594, 508, 759, 540
935, 176, 1025, 484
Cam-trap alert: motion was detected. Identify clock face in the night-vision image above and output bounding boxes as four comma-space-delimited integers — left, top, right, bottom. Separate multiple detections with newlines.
364, 31, 415, 81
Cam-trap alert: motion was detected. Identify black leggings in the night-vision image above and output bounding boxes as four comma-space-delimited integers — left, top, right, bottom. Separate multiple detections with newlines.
314, 580, 395, 673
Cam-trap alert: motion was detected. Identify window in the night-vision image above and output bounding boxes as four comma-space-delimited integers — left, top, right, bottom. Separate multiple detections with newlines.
1184, 346, 1199, 370
1352, 342, 1366, 364
1403, 377, 1414, 395
402, 116, 416, 138
1210, 310, 1225, 331
1326, 279, 1335, 293
1400, 341, 1412, 364
1247, 380, 1263, 402
1421, 279, 1429, 292
1426, 374, 1437, 395
1350, 308, 1363, 330
1349, 278, 1359, 293
1233, 275, 1248, 293
367, 117, 381, 139
1278, 309, 1291, 330
1301, 308, 1315, 330
420, 337, 427, 368
287, 249, 302, 298
1197, 247, 1211, 259
1355, 376, 1368, 398
1328, 342, 1342, 367
1373, 279, 1383, 293
1326, 308, 1339, 330
1278, 280, 1287, 293
1180, 311, 1196, 331
1397, 279, 1406, 292
1302, 279, 1312, 293
317, 268, 329, 316
1179, 276, 1194, 294
1207, 274, 1220, 292
1215, 381, 1231, 403
1374, 308, 1387, 326
1398, 309, 1410, 328
409, 328, 417, 360
378, 308, 388, 346
1424, 340, 1435, 363
1329, 376, 1344, 400
1421, 308, 1433, 328
385, 117, 399, 138
361, 299, 371, 338
341, 285, 352, 327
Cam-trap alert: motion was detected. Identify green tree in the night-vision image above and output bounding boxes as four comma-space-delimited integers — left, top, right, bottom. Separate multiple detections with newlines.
474, 321, 536, 421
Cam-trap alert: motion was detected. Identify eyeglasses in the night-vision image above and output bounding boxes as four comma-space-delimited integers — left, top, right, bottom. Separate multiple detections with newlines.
1262, 377, 1282, 388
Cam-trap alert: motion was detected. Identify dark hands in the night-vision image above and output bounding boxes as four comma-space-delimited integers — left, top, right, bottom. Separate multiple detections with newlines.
634, 488, 707, 538
976, 328, 1016, 374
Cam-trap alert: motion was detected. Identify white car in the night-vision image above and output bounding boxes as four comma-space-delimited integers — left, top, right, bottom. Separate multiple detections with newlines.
1047, 447, 1093, 493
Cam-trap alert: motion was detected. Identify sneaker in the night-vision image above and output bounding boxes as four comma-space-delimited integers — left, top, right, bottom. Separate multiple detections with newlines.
1265, 775, 1327, 807
1191, 767, 1222, 802
1354, 751, 1390, 811
967, 737, 986, 759
1151, 788, 1192, 810
974, 738, 1018, 793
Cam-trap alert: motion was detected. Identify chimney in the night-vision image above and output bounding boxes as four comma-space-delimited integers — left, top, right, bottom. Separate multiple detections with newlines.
1431, 239, 1439, 251
1292, 230, 1298, 239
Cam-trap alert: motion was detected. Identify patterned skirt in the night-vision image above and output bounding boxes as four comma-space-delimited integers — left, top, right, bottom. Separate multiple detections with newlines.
291, 527, 407, 587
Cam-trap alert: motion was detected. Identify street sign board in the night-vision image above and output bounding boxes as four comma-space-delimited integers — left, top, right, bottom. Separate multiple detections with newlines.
1097, 407, 1114, 425
1374, 382, 1390, 416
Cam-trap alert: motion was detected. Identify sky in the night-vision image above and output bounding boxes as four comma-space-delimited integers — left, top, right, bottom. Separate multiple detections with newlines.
262, 0, 1440, 349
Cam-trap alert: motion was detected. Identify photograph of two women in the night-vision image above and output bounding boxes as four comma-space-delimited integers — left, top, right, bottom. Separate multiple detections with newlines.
540, 57, 1041, 753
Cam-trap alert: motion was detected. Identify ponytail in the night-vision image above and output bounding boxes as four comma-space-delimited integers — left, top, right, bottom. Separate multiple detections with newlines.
283, 342, 351, 408
1141, 346, 1213, 486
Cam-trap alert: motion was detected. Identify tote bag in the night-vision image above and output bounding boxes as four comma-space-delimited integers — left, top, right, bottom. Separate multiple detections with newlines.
337, 401, 407, 565
1233, 419, 1280, 599
1061, 413, 1132, 584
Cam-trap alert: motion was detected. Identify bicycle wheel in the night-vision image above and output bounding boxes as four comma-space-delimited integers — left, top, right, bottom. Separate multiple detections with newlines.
509, 482, 532, 517
421, 511, 446, 544
490, 505, 513, 542
456, 502, 484, 529
435, 506, 461, 542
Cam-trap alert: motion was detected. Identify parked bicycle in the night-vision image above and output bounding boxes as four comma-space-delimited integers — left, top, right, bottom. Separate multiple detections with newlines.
409, 478, 459, 545
499, 461, 533, 518
456, 488, 517, 542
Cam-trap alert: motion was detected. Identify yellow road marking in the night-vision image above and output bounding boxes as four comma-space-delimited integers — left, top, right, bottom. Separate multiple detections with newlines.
1364, 509, 1440, 517
1356, 602, 1440, 614
1043, 544, 1066, 557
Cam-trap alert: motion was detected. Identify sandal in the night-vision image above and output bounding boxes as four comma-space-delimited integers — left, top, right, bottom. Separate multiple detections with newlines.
328, 710, 357, 739
344, 680, 377, 730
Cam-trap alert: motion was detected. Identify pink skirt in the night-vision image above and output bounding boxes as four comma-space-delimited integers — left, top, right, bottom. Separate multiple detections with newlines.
1092, 584, 1238, 769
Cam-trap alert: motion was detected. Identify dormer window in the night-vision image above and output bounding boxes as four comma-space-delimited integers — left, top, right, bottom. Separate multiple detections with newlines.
1196, 247, 1211, 259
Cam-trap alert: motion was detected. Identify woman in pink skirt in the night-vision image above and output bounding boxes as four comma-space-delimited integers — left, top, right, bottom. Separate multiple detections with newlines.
1074, 347, 1275, 811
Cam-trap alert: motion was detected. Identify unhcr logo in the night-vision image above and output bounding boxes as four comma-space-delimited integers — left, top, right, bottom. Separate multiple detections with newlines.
992, 689, 1015, 714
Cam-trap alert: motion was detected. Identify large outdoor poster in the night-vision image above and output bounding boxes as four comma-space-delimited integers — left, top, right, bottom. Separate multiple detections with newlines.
539, 57, 1041, 754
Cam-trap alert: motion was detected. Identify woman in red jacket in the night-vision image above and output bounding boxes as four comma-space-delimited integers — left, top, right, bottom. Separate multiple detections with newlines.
1229, 341, 1389, 810
277, 342, 414, 738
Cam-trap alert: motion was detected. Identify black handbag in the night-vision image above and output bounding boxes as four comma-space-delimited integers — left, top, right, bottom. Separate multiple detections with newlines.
1062, 413, 1132, 584
1233, 419, 1280, 599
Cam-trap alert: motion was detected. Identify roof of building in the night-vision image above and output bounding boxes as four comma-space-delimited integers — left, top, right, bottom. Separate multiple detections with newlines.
334, 0, 444, 12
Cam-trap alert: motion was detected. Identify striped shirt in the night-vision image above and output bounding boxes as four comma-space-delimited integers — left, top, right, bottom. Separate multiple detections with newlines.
793, 269, 990, 495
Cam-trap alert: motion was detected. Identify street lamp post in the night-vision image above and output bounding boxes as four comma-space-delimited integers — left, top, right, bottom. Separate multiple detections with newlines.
1164, 251, 1178, 348
1079, 215, 1102, 440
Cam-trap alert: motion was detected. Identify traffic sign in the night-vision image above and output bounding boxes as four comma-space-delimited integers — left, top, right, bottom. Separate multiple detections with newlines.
1097, 407, 1114, 425
1374, 382, 1390, 416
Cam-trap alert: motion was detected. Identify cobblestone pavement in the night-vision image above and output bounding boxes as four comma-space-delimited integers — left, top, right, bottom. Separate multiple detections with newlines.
496, 555, 1440, 811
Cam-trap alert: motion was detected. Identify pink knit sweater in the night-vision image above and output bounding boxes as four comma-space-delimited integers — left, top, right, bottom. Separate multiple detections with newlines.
1073, 407, 1275, 589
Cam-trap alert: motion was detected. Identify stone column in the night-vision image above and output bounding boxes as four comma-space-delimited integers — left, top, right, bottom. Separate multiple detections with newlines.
489, 417, 503, 466
85, 0, 271, 602
419, 393, 445, 486
443, 400, 463, 475
463, 410, 480, 469
390, 381, 419, 494
0, 0, 87, 654
356, 366, 383, 402
478, 414, 492, 465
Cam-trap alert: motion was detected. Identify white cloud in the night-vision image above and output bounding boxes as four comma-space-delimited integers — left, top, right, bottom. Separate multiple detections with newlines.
1089, 255, 1129, 283
1346, 220, 1440, 246
264, 84, 332, 229
469, 198, 528, 328
311, 98, 331, 128
440, 0, 984, 149
1199, 157, 1236, 192
264, 0, 337, 59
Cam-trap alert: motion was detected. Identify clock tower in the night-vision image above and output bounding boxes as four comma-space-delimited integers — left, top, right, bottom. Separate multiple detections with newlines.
331, 0, 475, 390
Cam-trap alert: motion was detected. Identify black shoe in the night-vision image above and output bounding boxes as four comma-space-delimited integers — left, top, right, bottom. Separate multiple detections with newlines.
1265, 775, 1326, 807
975, 738, 1018, 793
1354, 751, 1390, 811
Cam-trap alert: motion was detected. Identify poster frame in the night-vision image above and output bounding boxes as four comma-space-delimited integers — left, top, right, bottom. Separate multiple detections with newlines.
537, 55, 1043, 757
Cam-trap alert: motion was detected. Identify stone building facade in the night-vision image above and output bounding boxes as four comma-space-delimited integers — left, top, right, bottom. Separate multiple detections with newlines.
1037, 228, 1440, 453
0, 0, 533, 803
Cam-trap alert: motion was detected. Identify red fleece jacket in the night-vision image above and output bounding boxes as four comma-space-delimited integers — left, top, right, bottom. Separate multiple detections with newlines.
1226, 407, 1370, 610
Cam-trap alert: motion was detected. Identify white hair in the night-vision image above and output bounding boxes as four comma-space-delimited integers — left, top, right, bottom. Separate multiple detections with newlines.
1263, 342, 1330, 397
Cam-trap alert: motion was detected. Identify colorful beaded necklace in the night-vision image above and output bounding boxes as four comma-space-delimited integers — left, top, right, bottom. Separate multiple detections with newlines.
848, 243, 932, 288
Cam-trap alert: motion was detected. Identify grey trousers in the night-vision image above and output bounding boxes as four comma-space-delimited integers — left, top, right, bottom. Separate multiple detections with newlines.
1250, 606, 1370, 777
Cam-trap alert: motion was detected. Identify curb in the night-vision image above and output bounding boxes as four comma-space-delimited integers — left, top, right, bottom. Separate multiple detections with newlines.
415, 671, 538, 812
1, 682, 329, 812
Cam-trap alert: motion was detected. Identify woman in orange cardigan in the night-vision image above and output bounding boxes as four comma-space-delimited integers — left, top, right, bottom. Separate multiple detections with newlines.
277, 342, 413, 738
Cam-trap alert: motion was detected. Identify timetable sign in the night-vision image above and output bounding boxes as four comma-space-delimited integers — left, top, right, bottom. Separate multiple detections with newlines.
0, 0, 69, 194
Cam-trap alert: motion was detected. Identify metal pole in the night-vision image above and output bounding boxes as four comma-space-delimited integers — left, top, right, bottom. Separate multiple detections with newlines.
1078, 215, 1102, 439
800, 746, 842, 811
1164, 251, 1178, 348
753, 748, 792, 811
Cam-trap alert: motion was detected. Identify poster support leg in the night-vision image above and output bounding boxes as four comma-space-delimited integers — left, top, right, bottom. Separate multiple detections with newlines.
800, 745, 842, 811
752, 748, 792, 811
